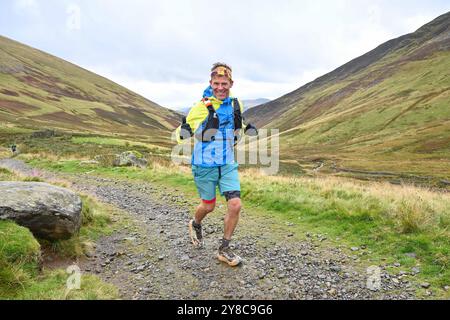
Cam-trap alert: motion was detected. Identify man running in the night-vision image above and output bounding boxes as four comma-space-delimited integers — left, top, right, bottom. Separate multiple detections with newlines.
176, 62, 257, 266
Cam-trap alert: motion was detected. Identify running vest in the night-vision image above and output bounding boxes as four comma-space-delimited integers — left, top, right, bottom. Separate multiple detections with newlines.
184, 97, 243, 142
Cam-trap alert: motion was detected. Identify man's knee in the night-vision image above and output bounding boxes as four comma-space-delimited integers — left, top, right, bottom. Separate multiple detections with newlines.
224, 191, 241, 212
200, 199, 216, 213
227, 197, 241, 213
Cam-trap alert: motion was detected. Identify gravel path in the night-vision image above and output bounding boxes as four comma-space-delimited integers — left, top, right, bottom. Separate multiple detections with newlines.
0, 158, 417, 300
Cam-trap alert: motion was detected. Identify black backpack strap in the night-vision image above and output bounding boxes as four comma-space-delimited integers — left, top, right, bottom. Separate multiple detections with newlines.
200, 98, 219, 142
232, 98, 244, 145
233, 98, 243, 131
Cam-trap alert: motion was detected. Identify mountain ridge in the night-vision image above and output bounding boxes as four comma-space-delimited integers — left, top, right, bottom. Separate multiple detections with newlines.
243, 11, 450, 179
244, 11, 450, 129
0, 35, 181, 139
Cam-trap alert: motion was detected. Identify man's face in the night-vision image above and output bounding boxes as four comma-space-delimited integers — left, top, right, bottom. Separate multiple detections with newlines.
210, 76, 233, 100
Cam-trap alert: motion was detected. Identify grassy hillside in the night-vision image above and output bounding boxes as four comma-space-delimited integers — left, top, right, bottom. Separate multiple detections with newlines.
0, 35, 181, 142
244, 12, 450, 181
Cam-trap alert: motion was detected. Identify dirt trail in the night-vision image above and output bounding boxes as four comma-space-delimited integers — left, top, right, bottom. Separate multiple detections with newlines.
0, 158, 417, 300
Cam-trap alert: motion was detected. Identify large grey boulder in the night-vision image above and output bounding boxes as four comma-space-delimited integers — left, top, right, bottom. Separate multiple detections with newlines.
0, 182, 82, 240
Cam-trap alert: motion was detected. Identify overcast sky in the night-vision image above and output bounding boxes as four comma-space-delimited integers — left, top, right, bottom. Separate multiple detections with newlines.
1, 0, 449, 110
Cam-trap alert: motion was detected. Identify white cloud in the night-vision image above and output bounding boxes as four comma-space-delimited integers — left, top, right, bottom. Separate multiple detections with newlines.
86, 66, 205, 110
87, 64, 330, 111
404, 14, 439, 32
66, 4, 81, 31
14, 0, 39, 15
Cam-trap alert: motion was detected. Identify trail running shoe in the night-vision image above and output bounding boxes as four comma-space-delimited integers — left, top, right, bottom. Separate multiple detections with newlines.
217, 246, 242, 267
188, 219, 204, 248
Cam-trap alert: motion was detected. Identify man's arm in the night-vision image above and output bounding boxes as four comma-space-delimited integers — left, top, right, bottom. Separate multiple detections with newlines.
237, 99, 258, 136
175, 102, 209, 144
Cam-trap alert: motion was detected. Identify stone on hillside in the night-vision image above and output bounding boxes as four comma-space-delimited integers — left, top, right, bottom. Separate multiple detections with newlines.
421, 282, 431, 289
0, 182, 82, 240
114, 151, 148, 168
31, 129, 56, 138
404, 252, 417, 259
94, 154, 117, 166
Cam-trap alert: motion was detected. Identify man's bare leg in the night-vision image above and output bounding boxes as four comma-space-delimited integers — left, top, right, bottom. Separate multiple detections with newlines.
223, 198, 241, 240
218, 198, 243, 266
189, 200, 215, 248
194, 200, 215, 224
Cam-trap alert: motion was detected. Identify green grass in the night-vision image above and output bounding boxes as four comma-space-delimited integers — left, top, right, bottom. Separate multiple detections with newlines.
0, 132, 173, 165
71, 136, 168, 151
0, 167, 15, 180
72, 136, 136, 146
0, 220, 41, 294
243, 176, 450, 295
12, 270, 118, 300
0, 126, 34, 134
0, 167, 43, 182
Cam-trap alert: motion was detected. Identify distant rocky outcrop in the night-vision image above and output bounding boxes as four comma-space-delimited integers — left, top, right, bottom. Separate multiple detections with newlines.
94, 151, 148, 168
115, 151, 148, 168
31, 129, 57, 138
0, 182, 82, 240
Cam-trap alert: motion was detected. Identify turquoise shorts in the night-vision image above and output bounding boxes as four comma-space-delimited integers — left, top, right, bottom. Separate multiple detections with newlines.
192, 163, 240, 202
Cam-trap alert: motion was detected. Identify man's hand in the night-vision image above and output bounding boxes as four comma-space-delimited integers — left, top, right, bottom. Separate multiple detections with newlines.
180, 116, 193, 140
244, 123, 258, 136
